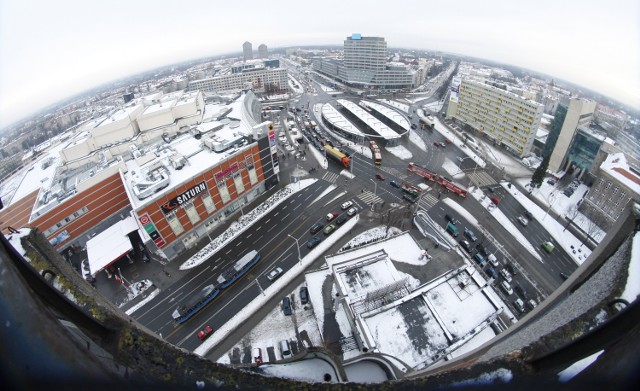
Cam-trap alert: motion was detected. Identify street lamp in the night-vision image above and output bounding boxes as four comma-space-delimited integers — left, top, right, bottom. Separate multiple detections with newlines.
543, 191, 557, 221
287, 234, 302, 264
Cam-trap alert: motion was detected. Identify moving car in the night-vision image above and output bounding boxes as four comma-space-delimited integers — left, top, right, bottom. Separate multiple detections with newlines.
341, 201, 353, 210
282, 296, 292, 316
197, 325, 214, 341
309, 222, 324, 234
323, 224, 336, 235
542, 241, 555, 253
267, 267, 283, 281
390, 180, 401, 188
464, 227, 478, 242
445, 214, 454, 223
518, 216, 529, 226
300, 286, 309, 304
253, 347, 263, 364
490, 195, 501, 205
446, 222, 459, 237
306, 236, 321, 249
375, 173, 385, 180
347, 207, 358, 216
527, 299, 538, 310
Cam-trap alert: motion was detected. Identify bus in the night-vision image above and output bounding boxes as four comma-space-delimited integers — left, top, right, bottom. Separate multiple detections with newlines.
369, 141, 382, 166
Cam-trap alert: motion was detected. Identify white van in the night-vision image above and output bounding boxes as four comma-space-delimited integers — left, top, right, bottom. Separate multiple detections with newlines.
280, 340, 292, 359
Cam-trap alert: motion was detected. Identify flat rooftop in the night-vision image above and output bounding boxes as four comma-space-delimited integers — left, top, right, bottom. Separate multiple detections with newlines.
337, 99, 401, 140
360, 100, 410, 131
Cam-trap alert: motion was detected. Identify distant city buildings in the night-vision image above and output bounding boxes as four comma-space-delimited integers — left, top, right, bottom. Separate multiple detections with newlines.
243, 41, 253, 61
188, 65, 288, 95
313, 34, 413, 90
258, 44, 268, 58
446, 78, 544, 158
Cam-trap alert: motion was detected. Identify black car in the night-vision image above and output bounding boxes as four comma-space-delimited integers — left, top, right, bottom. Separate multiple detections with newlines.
445, 214, 454, 223
523, 210, 533, 220
390, 180, 401, 189
282, 296, 292, 316
299, 287, 309, 304
459, 239, 472, 253
309, 223, 324, 234
335, 215, 347, 225
514, 284, 527, 299
506, 262, 517, 276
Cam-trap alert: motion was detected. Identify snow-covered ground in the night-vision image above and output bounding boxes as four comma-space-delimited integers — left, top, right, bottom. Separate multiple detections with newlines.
408, 128, 427, 152
504, 183, 592, 265
522, 179, 606, 244
377, 99, 410, 113
431, 116, 486, 168
467, 187, 542, 262
621, 232, 640, 303
441, 158, 465, 180
384, 145, 413, 160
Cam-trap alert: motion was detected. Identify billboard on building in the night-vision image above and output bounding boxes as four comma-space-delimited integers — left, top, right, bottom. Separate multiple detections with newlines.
450, 78, 461, 103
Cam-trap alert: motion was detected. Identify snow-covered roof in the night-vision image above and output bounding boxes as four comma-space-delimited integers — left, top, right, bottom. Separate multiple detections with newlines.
360, 100, 410, 131
337, 99, 401, 140
121, 97, 256, 210
85, 217, 139, 275
600, 153, 640, 195
320, 103, 364, 136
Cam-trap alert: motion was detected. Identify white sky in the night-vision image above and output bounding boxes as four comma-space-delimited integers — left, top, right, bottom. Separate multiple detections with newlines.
1, 0, 639, 128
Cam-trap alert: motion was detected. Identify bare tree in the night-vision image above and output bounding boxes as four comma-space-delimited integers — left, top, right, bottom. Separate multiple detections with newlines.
582, 215, 604, 247
564, 204, 579, 232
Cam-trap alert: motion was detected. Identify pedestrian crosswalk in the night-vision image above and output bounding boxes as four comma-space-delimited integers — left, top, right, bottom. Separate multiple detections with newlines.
358, 190, 384, 206
418, 193, 439, 210
467, 170, 497, 187
378, 166, 409, 180
322, 172, 339, 183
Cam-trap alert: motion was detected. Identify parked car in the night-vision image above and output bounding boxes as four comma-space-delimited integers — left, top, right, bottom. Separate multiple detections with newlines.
341, 201, 353, 210
335, 215, 347, 225
486, 267, 497, 279
445, 214, 454, 223
433, 141, 441, 147
390, 180, 401, 189
280, 340, 292, 359
197, 325, 214, 341
347, 207, 358, 216
282, 296, 292, 316
459, 239, 472, 253
411, 124, 417, 129
500, 268, 512, 282
464, 227, 478, 242
506, 262, 517, 276
446, 222, 459, 237
326, 211, 339, 221
309, 222, 324, 234
487, 253, 499, 267
513, 298, 525, 313
323, 224, 336, 235
253, 347, 263, 364
375, 173, 385, 180
500, 281, 514, 295
306, 236, 321, 249
518, 216, 529, 226
560, 272, 569, 281
300, 286, 309, 304
267, 267, 283, 281
473, 253, 487, 267
527, 299, 538, 310
514, 284, 527, 298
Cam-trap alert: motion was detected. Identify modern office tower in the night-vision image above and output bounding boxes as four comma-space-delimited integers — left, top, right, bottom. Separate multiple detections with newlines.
258, 44, 268, 58
543, 98, 597, 173
243, 41, 253, 61
313, 34, 413, 89
446, 78, 544, 158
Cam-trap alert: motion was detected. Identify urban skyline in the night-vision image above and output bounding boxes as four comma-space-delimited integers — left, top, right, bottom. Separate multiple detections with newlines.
1, 0, 638, 129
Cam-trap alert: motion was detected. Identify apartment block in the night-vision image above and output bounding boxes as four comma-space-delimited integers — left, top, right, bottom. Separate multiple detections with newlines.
189, 68, 288, 95
447, 78, 544, 158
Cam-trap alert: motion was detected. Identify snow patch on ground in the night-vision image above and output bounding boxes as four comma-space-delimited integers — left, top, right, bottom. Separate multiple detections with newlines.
340, 225, 403, 251
441, 158, 465, 179
452, 368, 513, 386
259, 359, 338, 383
385, 145, 413, 160
507, 182, 591, 265
408, 129, 427, 152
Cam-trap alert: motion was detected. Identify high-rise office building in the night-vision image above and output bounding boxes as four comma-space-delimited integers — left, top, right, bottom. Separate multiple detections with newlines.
446, 78, 544, 158
313, 34, 413, 90
543, 98, 596, 173
243, 41, 253, 61
258, 44, 268, 58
